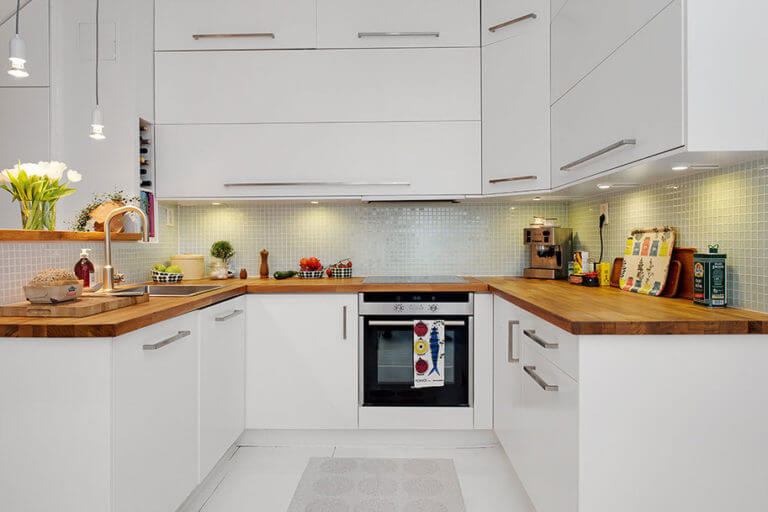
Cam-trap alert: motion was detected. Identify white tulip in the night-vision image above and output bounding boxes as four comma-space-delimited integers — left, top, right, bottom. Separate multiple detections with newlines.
67, 170, 82, 183
20, 162, 43, 176
41, 161, 66, 181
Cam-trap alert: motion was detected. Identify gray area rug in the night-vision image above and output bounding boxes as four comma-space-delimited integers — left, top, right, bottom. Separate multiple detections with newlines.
287, 457, 467, 512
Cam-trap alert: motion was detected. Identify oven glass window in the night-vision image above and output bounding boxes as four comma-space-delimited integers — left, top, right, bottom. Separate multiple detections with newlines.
376, 328, 456, 384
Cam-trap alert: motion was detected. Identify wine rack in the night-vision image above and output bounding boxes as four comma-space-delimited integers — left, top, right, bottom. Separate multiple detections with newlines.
138, 118, 157, 239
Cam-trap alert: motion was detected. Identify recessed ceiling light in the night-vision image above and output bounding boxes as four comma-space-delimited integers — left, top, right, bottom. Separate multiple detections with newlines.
211, 202, 221, 206
673, 164, 720, 171
310, 201, 319, 204
672, 165, 689, 171
532, 196, 541, 201
597, 184, 611, 189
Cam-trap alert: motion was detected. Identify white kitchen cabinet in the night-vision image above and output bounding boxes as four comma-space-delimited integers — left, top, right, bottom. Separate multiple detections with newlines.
246, 294, 358, 429
154, 0, 316, 50
155, 48, 480, 124
199, 297, 246, 480
317, 0, 478, 48
481, 10, 549, 195
114, 312, 200, 512
155, 122, 481, 198
482, 0, 544, 46
0, 0, 49, 87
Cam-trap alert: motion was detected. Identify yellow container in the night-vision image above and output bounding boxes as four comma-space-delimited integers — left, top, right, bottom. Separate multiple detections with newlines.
170, 254, 205, 280
596, 262, 611, 286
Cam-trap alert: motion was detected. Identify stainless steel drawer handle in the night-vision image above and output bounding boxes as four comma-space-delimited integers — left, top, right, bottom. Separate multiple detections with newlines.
192, 33, 275, 40
524, 365, 559, 391
224, 181, 411, 187
508, 320, 520, 363
489, 175, 537, 184
143, 330, 191, 351
488, 13, 537, 33
560, 139, 637, 171
523, 329, 558, 349
358, 32, 440, 38
343, 305, 348, 340
368, 320, 466, 327
215, 309, 243, 322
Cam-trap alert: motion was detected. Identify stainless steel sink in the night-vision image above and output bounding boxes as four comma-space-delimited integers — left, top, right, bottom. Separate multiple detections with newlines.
104, 284, 225, 297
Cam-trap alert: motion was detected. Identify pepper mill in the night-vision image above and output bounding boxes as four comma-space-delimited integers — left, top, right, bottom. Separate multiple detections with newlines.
259, 249, 269, 278
239, 268, 248, 279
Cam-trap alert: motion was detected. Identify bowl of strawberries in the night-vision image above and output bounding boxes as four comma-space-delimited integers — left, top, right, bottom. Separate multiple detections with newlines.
328, 258, 353, 279
298, 257, 324, 279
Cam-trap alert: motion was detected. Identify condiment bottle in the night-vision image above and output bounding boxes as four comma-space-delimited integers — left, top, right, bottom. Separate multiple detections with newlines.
74, 248, 95, 289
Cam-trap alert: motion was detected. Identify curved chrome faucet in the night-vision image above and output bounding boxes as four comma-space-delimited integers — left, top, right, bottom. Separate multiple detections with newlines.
103, 206, 150, 292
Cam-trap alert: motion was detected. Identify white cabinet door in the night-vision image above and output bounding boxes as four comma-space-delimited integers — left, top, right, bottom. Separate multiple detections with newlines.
482, 16, 549, 195
482, 0, 545, 46
551, 0, 671, 102
155, 48, 480, 124
317, 0, 479, 48
114, 313, 199, 512
246, 294, 358, 429
155, 122, 481, 198
517, 338, 578, 512
0, 0, 49, 86
551, 1, 683, 189
154, 0, 316, 50
199, 297, 246, 481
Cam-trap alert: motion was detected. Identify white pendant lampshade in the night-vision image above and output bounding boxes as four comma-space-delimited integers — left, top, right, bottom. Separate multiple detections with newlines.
8, 0, 29, 78
89, 105, 105, 140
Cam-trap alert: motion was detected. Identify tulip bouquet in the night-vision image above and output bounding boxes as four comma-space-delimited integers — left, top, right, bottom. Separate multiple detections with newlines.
0, 161, 82, 230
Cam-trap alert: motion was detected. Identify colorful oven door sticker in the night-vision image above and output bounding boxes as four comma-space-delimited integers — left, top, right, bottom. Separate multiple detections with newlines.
413, 320, 445, 388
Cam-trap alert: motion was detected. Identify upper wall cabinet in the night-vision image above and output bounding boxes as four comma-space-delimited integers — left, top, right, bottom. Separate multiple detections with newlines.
317, 0, 479, 48
154, 0, 316, 50
0, 0, 49, 86
482, 0, 544, 46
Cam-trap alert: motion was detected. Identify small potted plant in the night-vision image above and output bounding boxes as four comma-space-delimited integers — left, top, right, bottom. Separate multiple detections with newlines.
210, 240, 235, 279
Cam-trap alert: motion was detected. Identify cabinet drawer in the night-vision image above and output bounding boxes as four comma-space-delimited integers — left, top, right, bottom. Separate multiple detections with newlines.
318, 0, 478, 48
551, 0, 671, 102
156, 122, 481, 198
155, 0, 316, 50
518, 340, 578, 512
482, 0, 544, 46
155, 48, 480, 124
551, 1, 684, 189
522, 316, 578, 381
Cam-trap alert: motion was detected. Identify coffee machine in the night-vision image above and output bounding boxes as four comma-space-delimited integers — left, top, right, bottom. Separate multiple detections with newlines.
523, 227, 573, 279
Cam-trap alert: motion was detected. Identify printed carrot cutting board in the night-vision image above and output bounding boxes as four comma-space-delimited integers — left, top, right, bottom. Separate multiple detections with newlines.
619, 227, 675, 296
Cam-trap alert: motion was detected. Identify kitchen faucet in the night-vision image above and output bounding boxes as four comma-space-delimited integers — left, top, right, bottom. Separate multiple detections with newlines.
102, 205, 150, 292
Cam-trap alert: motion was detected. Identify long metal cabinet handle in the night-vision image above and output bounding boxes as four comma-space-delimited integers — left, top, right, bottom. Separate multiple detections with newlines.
215, 309, 243, 322
368, 320, 466, 327
143, 330, 191, 351
560, 139, 637, 171
489, 175, 537, 184
224, 181, 411, 187
358, 32, 440, 38
523, 329, 558, 349
192, 33, 275, 40
488, 13, 537, 33
508, 320, 520, 363
343, 306, 348, 340
524, 365, 559, 391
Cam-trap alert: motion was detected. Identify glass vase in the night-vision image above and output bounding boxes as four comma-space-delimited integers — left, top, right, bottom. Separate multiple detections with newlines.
19, 199, 56, 230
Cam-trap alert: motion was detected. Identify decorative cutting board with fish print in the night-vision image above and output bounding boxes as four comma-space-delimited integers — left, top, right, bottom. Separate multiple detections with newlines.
619, 226, 676, 296
413, 320, 445, 388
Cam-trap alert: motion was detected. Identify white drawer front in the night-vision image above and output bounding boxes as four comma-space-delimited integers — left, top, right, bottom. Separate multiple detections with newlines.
155, 48, 480, 124
318, 0, 479, 48
155, 0, 316, 50
551, 0, 671, 102
482, 0, 544, 46
155, 122, 481, 198
518, 340, 578, 512
551, 1, 684, 189
522, 316, 578, 381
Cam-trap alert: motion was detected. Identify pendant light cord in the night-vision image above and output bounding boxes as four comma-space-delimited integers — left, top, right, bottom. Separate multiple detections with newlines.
15, 0, 20, 34
95, 0, 100, 106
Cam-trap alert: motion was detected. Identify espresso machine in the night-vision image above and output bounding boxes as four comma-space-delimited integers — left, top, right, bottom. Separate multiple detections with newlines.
523, 227, 573, 279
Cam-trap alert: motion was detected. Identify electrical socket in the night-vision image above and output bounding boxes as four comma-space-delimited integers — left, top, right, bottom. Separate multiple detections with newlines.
600, 203, 609, 224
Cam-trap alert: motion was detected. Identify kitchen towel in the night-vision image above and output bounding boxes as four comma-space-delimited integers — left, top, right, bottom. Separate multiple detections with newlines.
619, 226, 676, 296
413, 320, 445, 388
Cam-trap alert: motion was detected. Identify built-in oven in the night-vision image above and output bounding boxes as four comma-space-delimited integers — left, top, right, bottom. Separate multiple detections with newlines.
359, 292, 473, 407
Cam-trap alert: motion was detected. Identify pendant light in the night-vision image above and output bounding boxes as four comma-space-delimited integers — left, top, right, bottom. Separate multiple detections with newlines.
7, 0, 29, 78
89, 0, 105, 140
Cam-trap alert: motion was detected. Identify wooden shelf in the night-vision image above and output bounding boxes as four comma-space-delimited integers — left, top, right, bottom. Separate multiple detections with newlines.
0, 230, 143, 242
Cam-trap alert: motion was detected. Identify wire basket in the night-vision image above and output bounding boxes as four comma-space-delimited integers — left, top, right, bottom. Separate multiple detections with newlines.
297, 270, 324, 279
331, 266, 353, 279
152, 270, 184, 283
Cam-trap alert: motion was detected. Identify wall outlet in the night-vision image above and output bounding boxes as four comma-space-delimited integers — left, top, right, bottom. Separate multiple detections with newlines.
600, 203, 609, 224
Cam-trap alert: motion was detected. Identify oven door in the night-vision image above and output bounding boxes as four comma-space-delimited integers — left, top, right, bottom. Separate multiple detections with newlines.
361, 316, 472, 407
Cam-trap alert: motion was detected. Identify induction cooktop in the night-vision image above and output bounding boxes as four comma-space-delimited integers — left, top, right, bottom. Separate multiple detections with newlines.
363, 276, 469, 284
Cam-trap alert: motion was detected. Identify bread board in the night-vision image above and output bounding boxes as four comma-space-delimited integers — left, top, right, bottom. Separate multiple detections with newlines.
0, 293, 149, 318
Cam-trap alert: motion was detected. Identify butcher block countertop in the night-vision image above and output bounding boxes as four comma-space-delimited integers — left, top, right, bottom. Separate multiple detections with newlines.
2, 276, 767, 337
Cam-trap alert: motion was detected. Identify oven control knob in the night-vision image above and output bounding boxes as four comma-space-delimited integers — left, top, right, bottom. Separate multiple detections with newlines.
394, 304, 404, 312
429, 304, 439, 312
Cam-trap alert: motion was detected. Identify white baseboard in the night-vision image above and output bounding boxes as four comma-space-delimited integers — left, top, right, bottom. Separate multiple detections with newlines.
358, 407, 474, 430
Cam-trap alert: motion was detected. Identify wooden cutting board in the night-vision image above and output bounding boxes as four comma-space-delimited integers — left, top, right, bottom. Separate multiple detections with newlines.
610, 247, 696, 299
0, 293, 149, 318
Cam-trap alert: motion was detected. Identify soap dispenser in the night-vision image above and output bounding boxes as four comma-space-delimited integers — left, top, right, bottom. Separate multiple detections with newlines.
74, 248, 95, 289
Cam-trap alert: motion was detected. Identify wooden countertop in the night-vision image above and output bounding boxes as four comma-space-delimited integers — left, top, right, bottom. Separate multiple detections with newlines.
482, 277, 768, 335
2, 276, 767, 338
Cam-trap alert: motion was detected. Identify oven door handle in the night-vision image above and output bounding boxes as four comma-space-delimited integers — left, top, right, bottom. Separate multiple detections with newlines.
367, 320, 466, 327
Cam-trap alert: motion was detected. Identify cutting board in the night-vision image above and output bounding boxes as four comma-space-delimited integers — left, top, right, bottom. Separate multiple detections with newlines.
610, 247, 696, 298
0, 293, 149, 318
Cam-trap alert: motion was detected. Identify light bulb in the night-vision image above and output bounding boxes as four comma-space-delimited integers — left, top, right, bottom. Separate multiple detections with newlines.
90, 105, 106, 140
8, 35, 28, 78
